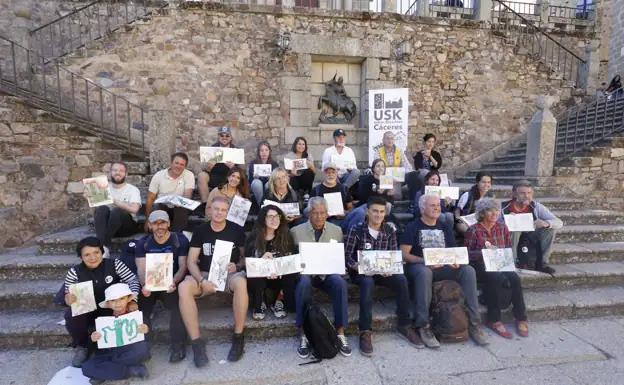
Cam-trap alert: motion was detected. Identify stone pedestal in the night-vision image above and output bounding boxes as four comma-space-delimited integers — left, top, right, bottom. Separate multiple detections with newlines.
475, 0, 493, 22
579, 40, 601, 95
525, 95, 557, 181
146, 109, 176, 172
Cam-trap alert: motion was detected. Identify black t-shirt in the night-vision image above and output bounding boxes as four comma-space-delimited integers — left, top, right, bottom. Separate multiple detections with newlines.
134, 232, 189, 274
358, 174, 394, 206
190, 221, 245, 271
311, 183, 352, 210
399, 218, 456, 258
208, 142, 237, 188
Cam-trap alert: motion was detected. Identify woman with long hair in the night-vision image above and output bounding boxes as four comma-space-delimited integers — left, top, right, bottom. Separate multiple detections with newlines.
248, 141, 279, 206
284, 136, 316, 195
455, 172, 493, 234
245, 205, 298, 320
204, 166, 250, 220
262, 167, 302, 225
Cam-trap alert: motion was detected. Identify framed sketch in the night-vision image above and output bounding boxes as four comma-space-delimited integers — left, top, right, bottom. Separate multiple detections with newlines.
145, 253, 174, 291
504, 213, 535, 232
385, 167, 406, 182
200, 147, 245, 164
208, 240, 233, 291
262, 200, 300, 217
358, 250, 403, 275
459, 213, 478, 227
227, 195, 252, 227
95, 311, 145, 349
482, 248, 516, 272
245, 254, 302, 278
423, 247, 469, 266
254, 164, 273, 178
154, 195, 201, 211
82, 175, 113, 207
424, 186, 460, 200
379, 175, 394, 190
69, 281, 97, 317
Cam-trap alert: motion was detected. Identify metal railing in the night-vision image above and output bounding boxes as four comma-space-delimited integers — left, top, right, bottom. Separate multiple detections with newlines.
429, 0, 475, 19
491, 0, 585, 87
0, 35, 147, 156
492, 1, 539, 23
30, 0, 165, 60
549, 4, 596, 22
555, 92, 624, 162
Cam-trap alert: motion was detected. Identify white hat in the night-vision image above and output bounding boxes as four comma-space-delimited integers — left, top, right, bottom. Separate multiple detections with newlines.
98, 283, 135, 308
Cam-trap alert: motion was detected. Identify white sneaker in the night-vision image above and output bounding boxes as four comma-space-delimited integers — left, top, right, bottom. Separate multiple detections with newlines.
271, 300, 287, 318
297, 335, 310, 359
252, 302, 267, 320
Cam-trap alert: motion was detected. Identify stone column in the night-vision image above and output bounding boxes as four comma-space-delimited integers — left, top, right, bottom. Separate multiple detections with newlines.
344, 0, 353, 11
383, 0, 396, 13
525, 95, 557, 180
415, 0, 428, 16
578, 39, 601, 95
146, 109, 176, 172
538, 0, 552, 30
475, 0, 493, 22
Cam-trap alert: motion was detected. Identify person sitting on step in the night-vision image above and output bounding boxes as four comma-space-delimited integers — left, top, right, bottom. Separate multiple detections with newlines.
310, 162, 353, 227
321, 128, 360, 190
406, 133, 443, 202
261, 167, 302, 226
412, 170, 454, 229
283, 136, 316, 196
198, 126, 239, 209
247, 141, 279, 207
455, 171, 494, 235
204, 166, 250, 221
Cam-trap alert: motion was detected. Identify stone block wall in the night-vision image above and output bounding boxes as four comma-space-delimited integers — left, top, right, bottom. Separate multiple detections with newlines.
0, 93, 112, 249
608, 0, 624, 80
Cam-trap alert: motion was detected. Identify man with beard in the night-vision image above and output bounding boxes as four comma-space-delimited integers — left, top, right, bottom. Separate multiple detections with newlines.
92, 162, 141, 254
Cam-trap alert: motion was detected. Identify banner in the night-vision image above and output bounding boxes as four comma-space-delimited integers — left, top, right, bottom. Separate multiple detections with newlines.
368, 88, 409, 165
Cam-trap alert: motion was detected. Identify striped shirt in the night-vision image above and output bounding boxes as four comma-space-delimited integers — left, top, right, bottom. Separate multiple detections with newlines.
64, 258, 140, 295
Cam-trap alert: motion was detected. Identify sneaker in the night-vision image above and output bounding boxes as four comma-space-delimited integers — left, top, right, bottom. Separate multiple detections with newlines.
359, 330, 373, 357
397, 325, 424, 349
71, 346, 88, 368
469, 324, 490, 346
297, 335, 310, 359
537, 264, 556, 275
336, 334, 352, 356
169, 343, 186, 363
271, 300, 287, 319
418, 326, 441, 349
227, 333, 245, 362
252, 307, 266, 321
191, 338, 209, 368
128, 364, 149, 379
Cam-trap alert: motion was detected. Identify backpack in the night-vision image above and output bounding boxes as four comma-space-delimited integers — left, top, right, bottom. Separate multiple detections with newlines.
302, 304, 340, 360
430, 280, 469, 342
516, 232, 540, 269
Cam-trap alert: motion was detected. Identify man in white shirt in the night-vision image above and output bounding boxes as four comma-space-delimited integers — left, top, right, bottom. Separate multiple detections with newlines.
92, 162, 141, 248
321, 129, 360, 189
145, 152, 196, 232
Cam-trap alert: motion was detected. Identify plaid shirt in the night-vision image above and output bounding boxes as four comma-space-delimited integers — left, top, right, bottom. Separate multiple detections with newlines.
464, 221, 512, 262
344, 221, 398, 270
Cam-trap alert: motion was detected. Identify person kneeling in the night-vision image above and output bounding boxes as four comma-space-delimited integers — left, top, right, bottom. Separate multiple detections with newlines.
82, 283, 150, 384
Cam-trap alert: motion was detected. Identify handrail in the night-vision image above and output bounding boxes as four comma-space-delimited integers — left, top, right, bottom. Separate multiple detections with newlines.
30, 1, 101, 33
0, 34, 148, 155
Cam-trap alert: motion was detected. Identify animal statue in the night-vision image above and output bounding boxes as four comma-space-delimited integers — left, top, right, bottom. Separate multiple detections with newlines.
318, 74, 357, 124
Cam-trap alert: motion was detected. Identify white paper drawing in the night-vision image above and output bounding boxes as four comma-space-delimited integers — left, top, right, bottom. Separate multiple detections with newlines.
200, 146, 245, 164
262, 200, 300, 217
145, 253, 173, 291
504, 213, 535, 232
299, 242, 345, 275
69, 281, 97, 317
47, 366, 90, 385
95, 311, 145, 349
82, 175, 113, 207
284, 158, 308, 171
459, 213, 478, 227
482, 248, 516, 272
154, 195, 201, 211
331, 155, 356, 170
253, 164, 273, 178
379, 175, 394, 190
439, 173, 450, 187
358, 250, 403, 275
227, 195, 252, 227
423, 247, 469, 266
324, 192, 344, 216
245, 254, 302, 278
208, 240, 234, 291
385, 167, 406, 182
424, 186, 460, 200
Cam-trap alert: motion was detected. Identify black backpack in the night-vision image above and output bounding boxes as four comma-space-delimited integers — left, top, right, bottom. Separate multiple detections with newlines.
516, 232, 540, 269
302, 304, 340, 360
430, 280, 469, 342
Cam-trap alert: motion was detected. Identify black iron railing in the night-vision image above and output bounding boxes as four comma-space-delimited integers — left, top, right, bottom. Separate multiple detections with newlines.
555, 92, 624, 162
491, 0, 585, 87
30, 0, 166, 60
0, 35, 147, 156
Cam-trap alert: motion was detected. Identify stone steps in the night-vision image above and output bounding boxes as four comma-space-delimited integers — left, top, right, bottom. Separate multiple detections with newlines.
494, 153, 527, 162
466, 168, 526, 177
3, 284, 623, 349
479, 160, 527, 169
556, 225, 624, 243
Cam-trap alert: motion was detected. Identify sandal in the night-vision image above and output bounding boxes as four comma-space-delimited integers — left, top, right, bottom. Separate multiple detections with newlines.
516, 320, 529, 337
488, 321, 513, 339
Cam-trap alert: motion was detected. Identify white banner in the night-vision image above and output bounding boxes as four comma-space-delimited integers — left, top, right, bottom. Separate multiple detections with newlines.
368, 88, 409, 165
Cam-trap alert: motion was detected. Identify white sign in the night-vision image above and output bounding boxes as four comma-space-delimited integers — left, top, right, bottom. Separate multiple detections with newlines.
245, 254, 303, 278
299, 242, 346, 275
227, 195, 252, 227
385, 167, 406, 182
459, 213, 478, 227
482, 248, 516, 272
368, 88, 409, 165
324, 192, 344, 216
199, 146, 245, 164
82, 175, 113, 207
379, 175, 394, 190
145, 253, 174, 291
284, 158, 308, 171
423, 247, 469, 266
330, 154, 356, 170
208, 239, 233, 291
253, 164, 273, 178
69, 281, 96, 317
95, 311, 145, 349
439, 173, 450, 187
504, 213, 535, 232
424, 186, 460, 200
262, 199, 300, 217
154, 195, 201, 211
358, 250, 403, 275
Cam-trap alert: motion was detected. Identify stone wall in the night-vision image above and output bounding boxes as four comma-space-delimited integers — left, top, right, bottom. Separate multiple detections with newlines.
608, 0, 624, 79
0, 93, 112, 249
61, 5, 585, 173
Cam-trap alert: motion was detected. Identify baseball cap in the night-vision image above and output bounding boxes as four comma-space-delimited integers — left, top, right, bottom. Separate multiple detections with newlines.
323, 162, 337, 171
333, 128, 346, 137
218, 126, 232, 135
148, 210, 170, 223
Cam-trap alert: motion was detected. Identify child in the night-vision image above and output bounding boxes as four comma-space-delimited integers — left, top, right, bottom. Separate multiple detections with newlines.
82, 283, 150, 384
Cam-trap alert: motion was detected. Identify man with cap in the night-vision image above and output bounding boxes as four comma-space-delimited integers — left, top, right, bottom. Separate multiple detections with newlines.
321, 128, 360, 189
309, 162, 353, 226
134, 210, 190, 363
145, 152, 195, 232
198, 126, 238, 207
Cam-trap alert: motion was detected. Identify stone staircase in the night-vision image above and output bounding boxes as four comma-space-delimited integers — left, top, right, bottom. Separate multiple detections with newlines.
2, 181, 624, 350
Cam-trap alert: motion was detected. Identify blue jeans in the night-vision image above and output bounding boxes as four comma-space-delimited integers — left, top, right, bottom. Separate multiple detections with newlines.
349, 272, 411, 331
295, 275, 348, 329
82, 340, 150, 381
338, 169, 361, 189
